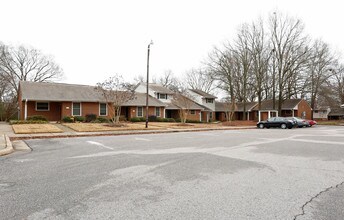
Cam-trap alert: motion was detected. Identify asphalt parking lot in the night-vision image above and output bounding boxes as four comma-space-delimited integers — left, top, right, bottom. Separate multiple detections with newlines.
1, 126, 344, 219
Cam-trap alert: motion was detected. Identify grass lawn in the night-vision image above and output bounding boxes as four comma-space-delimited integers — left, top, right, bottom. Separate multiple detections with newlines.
62, 122, 230, 132
62, 121, 256, 132
63, 123, 165, 132
12, 124, 63, 134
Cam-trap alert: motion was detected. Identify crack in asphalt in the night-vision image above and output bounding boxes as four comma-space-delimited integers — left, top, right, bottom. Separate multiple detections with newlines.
293, 180, 344, 220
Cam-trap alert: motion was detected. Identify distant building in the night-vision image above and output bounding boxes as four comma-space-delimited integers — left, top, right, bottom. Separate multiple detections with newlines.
313, 107, 331, 120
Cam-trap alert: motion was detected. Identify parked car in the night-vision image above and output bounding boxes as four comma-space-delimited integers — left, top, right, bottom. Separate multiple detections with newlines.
306, 119, 317, 127
286, 117, 310, 128
257, 117, 294, 129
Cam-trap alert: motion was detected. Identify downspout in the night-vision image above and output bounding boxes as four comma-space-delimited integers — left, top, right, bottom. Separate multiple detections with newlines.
24, 99, 28, 120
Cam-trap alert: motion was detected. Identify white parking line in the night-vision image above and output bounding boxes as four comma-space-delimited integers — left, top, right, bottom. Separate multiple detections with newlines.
289, 138, 344, 145
135, 137, 151, 141
86, 141, 114, 150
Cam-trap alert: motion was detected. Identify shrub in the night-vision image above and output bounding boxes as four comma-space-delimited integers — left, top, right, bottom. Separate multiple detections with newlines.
26, 115, 48, 121
85, 114, 97, 122
10, 120, 48, 125
166, 118, 175, 122
186, 119, 202, 123
74, 116, 85, 122
130, 117, 144, 122
148, 115, 157, 122
175, 118, 201, 123
62, 116, 74, 123
96, 117, 109, 123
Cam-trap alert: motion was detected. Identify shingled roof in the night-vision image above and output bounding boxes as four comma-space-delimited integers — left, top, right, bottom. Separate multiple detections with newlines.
253, 99, 303, 110
328, 108, 344, 116
136, 82, 175, 94
123, 93, 166, 107
189, 89, 217, 99
215, 102, 257, 112
19, 81, 166, 107
19, 81, 105, 102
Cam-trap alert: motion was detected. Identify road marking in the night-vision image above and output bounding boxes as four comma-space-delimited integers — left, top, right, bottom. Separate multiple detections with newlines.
86, 141, 114, 150
12, 159, 34, 163
289, 138, 344, 145
135, 137, 151, 141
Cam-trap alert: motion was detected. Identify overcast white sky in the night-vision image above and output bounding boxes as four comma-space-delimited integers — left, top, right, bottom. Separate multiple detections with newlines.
1, 0, 343, 86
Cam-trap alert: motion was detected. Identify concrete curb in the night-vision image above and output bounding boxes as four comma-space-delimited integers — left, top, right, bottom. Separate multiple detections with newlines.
0, 135, 14, 156
9, 126, 256, 141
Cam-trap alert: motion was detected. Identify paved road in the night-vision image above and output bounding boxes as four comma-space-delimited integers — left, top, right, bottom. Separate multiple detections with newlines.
1, 126, 344, 219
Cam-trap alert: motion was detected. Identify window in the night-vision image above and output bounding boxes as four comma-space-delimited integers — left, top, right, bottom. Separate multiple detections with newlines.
190, 110, 195, 115
206, 98, 214, 103
99, 103, 107, 116
158, 93, 167, 99
36, 102, 49, 111
156, 107, 160, 117
137, 107, 143, 117
72, 102, 81, 116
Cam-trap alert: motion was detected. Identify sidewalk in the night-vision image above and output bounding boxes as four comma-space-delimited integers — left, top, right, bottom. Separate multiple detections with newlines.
0, 122, 15, 156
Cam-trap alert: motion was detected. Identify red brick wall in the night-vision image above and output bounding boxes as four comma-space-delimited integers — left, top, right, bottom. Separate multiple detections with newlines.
61, 102, 72, 118
24, 101, 61, 121
187, 110, 201, 121
296, 100, 312, 120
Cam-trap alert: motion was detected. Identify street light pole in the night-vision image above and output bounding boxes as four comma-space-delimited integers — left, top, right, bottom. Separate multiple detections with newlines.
146, 40, 153, 128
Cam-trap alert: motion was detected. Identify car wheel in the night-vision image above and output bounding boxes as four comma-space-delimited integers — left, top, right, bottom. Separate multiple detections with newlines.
280, 123, 287, 129
259, 123, 264, 129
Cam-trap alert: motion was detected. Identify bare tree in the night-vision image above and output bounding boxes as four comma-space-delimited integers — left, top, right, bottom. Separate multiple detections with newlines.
304, 40, 336, 113
96, 74, 135, 124
207, 44, 237, 118
247, 19, 271, 110
152, 70, 181, 90
232, 24, 253, 120
332, 64, 344, 105
220, 98, 237, 122
269, 12, 311, 115
171, 90, 195, 124
0, 44, 63, 96
185, 67, 215, 93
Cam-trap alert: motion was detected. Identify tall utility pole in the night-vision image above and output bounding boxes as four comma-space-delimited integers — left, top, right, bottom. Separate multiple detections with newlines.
145, 40, 153, 128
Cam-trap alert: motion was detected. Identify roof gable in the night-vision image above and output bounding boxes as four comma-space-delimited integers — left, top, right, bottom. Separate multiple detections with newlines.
188, 89, 217, 99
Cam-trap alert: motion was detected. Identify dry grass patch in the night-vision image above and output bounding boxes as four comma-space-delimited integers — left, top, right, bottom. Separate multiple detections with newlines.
222, 120, 257, 126
12, 124, 63, 134
147, 122, 223, 129
63, 123, 164, 132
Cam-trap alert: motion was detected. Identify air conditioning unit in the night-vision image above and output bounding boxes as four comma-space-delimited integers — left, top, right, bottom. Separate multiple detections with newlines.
341, 104, 344, 108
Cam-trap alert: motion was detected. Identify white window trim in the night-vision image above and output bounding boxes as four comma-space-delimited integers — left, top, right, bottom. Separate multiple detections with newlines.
206, 98, 214, 103
137, 106, 143, 117
158, 93, 167, 99
190, 110, 196, 115
35, 102, 50, 111
156, 107, 160, 117
99, 103, 108, 116
72, 102, 82, 116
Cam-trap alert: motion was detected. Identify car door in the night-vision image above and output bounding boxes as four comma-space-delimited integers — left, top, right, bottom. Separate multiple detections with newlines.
272, 117, 282, 127
267, 117, 277, 127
